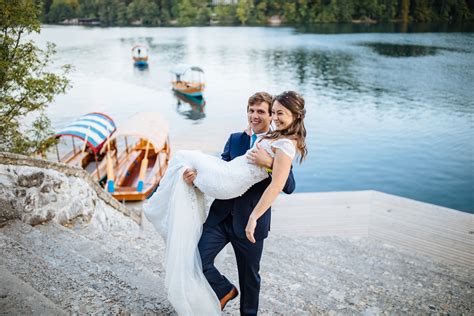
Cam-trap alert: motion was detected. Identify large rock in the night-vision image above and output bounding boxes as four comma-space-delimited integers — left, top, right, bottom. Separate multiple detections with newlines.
0, 164, 136, 230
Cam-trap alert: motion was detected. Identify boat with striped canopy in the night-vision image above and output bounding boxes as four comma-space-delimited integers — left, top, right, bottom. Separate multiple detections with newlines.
51, 112, 116, 181
170, 64, 205, 98
102, 112, 170, 201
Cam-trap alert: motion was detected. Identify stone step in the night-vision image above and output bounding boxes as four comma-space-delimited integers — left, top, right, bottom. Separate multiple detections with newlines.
1, 220, 173, 314
73, 215, 166, 276
0, 231, 115, 313
33, 221, 171, 310
0, 264, 67, 315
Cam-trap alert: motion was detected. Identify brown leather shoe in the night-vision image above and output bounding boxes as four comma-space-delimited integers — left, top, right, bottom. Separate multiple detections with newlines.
220, 286, 238, 311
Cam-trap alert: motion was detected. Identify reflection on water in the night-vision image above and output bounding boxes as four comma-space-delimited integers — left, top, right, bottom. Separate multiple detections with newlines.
36, 26, 474, 212
263, 49, 360, 93
134, 63, 149, 70
361, 43, 439, 57
296, 22, 474, 34
174, 92, 206, 122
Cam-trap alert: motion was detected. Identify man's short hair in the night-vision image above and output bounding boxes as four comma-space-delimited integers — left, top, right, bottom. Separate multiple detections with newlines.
247, 92, 273, 115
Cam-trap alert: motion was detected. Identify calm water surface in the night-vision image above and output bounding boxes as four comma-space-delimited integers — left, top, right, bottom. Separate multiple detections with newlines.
35, 25, 474, 213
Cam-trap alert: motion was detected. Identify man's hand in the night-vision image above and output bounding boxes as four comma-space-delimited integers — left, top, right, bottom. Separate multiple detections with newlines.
245, 215, 257, 244
247, 143, 273, 169
183, 168, 197, 185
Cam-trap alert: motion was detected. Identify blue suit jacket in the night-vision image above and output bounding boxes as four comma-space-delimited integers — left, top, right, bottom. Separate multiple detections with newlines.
204, 132, 296, 240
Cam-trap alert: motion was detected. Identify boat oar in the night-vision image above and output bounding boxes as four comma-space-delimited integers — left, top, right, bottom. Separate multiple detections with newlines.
137, 139, 150, 192
106, 136, 115, 193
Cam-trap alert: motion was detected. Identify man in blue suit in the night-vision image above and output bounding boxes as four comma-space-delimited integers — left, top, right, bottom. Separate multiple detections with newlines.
183, 92, 295, 315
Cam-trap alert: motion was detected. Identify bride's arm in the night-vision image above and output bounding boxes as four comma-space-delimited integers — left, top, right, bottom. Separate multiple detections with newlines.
247, 144, 295, 194
245, 149, 292, 243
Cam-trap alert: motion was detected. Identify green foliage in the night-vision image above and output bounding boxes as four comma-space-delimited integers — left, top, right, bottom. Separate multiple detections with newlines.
47, 0, 78, 23
177, 0, 197, 26
176, 0, 210, 26
127, 0, 160, 26
1, 0, 71, 155
281, 2, 296, 24
77, 0, 97, 18
37, 0, 474, 27
236, 0, 253, 25
254, 1, 268, 24
96, 0, 122, 26
214, 3, 238, 25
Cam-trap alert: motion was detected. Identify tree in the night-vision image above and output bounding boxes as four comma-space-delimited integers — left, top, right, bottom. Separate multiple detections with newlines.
96, 0, 122, 25
177, 0, 198, 25
77, 0, 98, 19
281, 1, 297, 24
47, 0, 78, 23
126, 0, 160, 25
236, 0, 253, 25
0, 0, 71, 154
254, 1, 268, 24
332, 0, 354, 22
413, 0, 432, 22
401, 0, 410, 23
213, 3, 238, 25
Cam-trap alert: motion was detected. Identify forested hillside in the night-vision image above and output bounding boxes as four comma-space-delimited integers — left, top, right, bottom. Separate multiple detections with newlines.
40, 0, 473, 27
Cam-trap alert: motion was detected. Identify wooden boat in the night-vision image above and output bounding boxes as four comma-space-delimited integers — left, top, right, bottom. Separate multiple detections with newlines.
102, 112, 170, 201
132, 44, 149, 68
50, 112, 117, 182
170, 64, 205, 98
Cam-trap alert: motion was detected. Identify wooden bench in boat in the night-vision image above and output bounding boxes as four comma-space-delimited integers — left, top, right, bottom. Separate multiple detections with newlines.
63, 150, 91, 168
114, 150, 142, 187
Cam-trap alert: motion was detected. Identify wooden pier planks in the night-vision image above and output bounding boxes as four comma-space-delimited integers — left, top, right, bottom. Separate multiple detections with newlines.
271, 191, 473, 267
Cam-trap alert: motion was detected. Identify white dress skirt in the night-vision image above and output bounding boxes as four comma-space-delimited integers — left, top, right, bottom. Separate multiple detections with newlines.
144, 138, 296, 315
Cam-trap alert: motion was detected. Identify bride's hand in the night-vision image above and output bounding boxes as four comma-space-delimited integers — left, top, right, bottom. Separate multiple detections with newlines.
245, 215, 257, 243
247, 143, 273, 169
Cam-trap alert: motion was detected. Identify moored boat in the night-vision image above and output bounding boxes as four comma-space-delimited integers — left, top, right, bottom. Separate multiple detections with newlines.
102, 112, 170, 201
49, 112, 117, 181
170, 64, 205, 98
132, 44, 149, 68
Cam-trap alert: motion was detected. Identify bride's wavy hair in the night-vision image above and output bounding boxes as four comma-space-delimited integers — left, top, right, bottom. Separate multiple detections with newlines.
264, 91, 307, 163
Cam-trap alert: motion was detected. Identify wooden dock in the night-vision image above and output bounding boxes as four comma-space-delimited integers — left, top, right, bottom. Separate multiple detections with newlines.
272, 191, 474, 268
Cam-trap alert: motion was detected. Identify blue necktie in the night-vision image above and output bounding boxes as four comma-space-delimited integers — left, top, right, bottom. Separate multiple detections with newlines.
250, 133, 257, 148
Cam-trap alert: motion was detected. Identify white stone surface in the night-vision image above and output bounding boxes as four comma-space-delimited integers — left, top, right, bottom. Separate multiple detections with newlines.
0, 164, 136, 230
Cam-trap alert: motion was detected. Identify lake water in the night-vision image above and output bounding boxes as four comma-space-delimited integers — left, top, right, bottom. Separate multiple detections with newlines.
34, 25, 473, 213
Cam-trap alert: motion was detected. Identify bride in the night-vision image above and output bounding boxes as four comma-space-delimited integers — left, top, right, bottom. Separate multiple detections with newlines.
144, 91, 307, 315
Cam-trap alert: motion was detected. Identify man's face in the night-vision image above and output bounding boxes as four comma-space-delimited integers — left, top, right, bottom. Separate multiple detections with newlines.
247, 101, 272, 134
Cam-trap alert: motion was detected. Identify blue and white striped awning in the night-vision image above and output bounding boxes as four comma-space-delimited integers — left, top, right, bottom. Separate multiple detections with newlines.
55, 112, 116, 154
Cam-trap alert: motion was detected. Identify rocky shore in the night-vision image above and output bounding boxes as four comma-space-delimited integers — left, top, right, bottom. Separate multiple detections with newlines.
1, 155, 473, 314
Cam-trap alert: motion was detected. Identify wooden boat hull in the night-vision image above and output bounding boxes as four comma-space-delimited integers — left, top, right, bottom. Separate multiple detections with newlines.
133, 56, 148, 68
172, 81, 204, 97
108, 139, 170, 201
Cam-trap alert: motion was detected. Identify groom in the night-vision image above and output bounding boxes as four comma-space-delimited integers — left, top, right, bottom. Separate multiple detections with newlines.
183, 92, 295, 315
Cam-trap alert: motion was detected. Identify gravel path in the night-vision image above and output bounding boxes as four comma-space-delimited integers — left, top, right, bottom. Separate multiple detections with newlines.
215, 233, 473, 315
1, 215, 472, 315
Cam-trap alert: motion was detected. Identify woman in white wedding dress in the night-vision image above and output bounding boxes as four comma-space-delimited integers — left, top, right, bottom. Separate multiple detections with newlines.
144, 91, 307, 315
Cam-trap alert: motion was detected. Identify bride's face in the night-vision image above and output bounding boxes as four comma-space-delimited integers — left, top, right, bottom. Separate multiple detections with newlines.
272, 101, 294, 130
